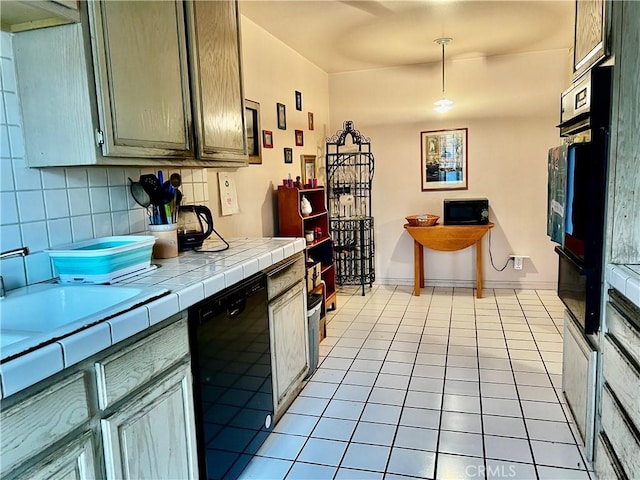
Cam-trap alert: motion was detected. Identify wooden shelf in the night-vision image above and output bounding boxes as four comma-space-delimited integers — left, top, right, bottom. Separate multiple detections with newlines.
277, 185, 337, 312
307, 236, 331, 249
303, 211, 326, 220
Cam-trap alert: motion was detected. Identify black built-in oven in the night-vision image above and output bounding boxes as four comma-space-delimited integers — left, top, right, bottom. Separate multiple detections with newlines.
553, 65, 611, 334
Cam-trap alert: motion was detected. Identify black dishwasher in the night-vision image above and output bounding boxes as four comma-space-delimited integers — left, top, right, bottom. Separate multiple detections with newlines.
189, 273, 272, 480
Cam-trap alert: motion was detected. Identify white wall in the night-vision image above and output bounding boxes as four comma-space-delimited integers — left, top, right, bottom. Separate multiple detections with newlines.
329, 49, 570, 289
206, 16, 330, 237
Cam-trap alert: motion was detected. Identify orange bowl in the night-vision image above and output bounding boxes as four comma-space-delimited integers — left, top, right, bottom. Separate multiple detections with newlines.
406, 214, 439, 226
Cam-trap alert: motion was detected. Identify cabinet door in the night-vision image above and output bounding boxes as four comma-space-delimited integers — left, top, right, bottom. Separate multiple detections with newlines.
608, 0, 640, 263
88, 0, 193, 158
269, 281, 309, 416
11, 432, 96, 480
101, 363, 198, 480
573, 0, 609, 79
186, 0, 247, 163
0, 372, 90, 475
562, 313, 597, 461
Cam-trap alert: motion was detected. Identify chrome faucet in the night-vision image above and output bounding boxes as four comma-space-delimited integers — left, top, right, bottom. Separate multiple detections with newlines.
0, 246, 30, 298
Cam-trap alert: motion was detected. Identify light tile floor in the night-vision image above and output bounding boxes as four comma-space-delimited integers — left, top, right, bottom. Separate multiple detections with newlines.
240, 285, 593, 480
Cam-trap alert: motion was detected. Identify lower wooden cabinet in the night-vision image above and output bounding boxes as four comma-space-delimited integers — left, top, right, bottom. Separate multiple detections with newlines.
269, 280, 309, 418
0, 315, 197, 480
595, 433, 625, 480
102, 363, 198, 480
596, 291, 640, 480
0, 371, 91, 477
17, 432, 96, 480
562, 311, 597, 461
600, 383, 640, 479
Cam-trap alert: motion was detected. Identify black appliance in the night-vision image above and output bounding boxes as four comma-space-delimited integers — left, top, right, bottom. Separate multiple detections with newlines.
550, 66, 612, 334
188, 274, 272, 480
178, 205, 214, 251
443, 198, 489, 225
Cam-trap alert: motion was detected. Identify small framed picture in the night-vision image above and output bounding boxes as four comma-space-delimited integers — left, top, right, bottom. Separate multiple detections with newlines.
308, 112, 314, 131
277, 103, 286, 130
245, 99, 261, 164
262, 130, 273, 148
295, 91, 302, 111
284, 147, 293, 164
295, 129, 304, 146
301, 154, 316, 185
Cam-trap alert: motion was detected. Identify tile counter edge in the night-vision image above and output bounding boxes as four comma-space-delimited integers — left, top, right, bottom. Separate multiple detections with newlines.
0, 237, 306, 399
606, 264, 640, 309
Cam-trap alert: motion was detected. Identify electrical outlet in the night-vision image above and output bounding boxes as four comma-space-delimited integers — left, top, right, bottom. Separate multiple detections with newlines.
513, 256, 524, 270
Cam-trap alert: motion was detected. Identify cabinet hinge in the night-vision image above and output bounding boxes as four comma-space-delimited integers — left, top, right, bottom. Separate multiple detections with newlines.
95, 129, 104, 146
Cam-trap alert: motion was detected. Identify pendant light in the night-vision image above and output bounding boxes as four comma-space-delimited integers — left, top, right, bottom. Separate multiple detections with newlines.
434, 37, 453, 113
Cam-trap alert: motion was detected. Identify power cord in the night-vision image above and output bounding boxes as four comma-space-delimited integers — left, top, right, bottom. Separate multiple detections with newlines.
488, 229, 511, 272
193, 227, 230, 253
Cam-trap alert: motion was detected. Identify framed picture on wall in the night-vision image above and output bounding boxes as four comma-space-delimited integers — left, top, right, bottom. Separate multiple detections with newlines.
295, 129, 304, 146
245, 99, 261, 164
262, 130, 273, 148
301, 154, 316, 185
308, 112, 314, 131
284, 147, 293, 164
295, 91, 302, 111
420, 128, 468, 191
277, 103, 286, 130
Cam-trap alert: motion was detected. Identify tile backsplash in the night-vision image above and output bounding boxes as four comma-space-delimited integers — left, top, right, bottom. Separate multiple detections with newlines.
0, 32, 209, 291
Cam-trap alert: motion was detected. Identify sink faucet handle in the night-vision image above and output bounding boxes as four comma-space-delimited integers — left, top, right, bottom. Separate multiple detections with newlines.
0, 247, 29, 298
0, 246, 30, 259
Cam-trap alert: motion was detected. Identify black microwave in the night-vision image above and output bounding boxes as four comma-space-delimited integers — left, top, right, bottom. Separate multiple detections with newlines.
443, 198, 489, 225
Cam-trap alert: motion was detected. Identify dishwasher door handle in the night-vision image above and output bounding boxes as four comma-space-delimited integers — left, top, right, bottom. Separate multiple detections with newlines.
228, 299, 246, 318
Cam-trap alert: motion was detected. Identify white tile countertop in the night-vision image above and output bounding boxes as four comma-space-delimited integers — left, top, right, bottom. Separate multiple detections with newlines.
606, 264, 640, 309
0, 237, 305, 399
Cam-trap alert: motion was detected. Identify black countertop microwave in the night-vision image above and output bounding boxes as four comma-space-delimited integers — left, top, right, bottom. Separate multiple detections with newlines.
443, 198, 489, 225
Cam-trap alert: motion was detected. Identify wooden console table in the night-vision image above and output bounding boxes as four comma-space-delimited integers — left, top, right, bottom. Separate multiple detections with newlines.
404, 223, 494, 298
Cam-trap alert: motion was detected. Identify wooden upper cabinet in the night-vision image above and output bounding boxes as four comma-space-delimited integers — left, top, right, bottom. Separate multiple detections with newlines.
573, 0, 610, 79
88, 0, 194, 158
0, 1, 80, 33
606, 0, 640, 264
14, 0, 246, 167
186, 0, 248, 163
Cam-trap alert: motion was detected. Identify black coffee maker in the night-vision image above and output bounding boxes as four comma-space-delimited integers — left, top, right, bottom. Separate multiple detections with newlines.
177, 205, 214, 251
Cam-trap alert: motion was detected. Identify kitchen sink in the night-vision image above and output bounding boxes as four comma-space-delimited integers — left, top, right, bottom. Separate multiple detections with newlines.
0, 283, 169, 357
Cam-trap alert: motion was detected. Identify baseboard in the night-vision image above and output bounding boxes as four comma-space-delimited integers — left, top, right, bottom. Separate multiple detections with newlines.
374, 277, 557, 291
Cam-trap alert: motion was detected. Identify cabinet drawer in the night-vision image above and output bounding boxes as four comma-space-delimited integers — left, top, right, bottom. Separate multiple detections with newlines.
595, 433, 624, 480
606, 301, 640, 365
603, 334, 640, 428
95, 315, 189, 409
7, 431, 96, 480
0, 372, 89, 474
601, 384, 640, 479
267, 253, 305, 300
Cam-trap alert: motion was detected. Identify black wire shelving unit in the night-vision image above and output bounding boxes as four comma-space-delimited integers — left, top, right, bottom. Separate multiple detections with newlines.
326, 121, 375, 295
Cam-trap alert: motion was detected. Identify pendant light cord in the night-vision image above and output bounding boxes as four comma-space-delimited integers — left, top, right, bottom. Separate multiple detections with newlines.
441, 42, 445, 95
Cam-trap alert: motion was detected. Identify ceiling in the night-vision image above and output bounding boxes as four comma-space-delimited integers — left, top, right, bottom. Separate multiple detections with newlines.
239, 0, 575, 74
